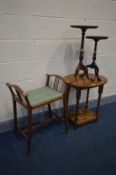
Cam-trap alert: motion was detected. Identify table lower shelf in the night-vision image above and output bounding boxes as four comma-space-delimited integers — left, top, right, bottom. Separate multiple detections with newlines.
70, 108, 97, 126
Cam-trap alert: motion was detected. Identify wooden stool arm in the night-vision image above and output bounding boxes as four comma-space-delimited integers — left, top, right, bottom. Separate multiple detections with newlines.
6, 83, 31, 108
6, 83, 27, 96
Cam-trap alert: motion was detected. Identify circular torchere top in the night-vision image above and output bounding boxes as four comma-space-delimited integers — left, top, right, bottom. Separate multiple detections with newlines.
70, 25, 98, 30
86, 35, 108, 42
86, 35, 108, 41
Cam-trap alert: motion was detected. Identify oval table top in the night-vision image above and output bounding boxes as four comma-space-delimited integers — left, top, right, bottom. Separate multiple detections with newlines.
63, 73, 108, 89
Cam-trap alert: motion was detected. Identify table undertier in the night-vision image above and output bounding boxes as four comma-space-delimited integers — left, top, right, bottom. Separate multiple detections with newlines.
70, 108, 97, 126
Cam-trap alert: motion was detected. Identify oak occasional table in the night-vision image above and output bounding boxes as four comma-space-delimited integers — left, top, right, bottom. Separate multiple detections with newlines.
63, 73, 108, 131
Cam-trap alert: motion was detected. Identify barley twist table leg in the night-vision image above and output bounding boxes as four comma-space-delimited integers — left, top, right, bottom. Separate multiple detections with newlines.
96, 85, 104, 119
74, 88, 81, 128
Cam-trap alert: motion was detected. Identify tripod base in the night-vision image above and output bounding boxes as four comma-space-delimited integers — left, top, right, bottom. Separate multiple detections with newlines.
74, 63, 89, 79
86, 63, 101, 81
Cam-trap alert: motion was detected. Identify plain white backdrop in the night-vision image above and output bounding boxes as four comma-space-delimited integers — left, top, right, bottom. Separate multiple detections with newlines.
0, 0, 116, 123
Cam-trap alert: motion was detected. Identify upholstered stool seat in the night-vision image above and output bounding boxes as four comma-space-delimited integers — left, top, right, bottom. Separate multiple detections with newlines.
27, 86, 63, 108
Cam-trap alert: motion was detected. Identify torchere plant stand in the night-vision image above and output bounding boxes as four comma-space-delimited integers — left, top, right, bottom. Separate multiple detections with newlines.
70, 25, 98, 78
86, 35, 108, 81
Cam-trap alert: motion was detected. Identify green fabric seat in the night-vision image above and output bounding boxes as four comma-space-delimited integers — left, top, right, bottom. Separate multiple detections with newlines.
27, 86, 63, 107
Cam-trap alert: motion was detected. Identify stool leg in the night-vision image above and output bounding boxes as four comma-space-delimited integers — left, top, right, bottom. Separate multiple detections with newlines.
48, 104, 52, 118
13, 100, 18, 135
27, 108, 32, 154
